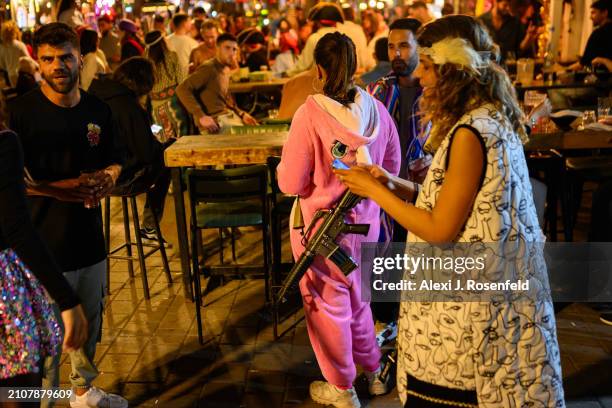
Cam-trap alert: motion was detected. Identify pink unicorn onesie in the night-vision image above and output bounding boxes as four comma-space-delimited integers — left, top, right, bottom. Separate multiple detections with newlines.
278, 86, 401, 402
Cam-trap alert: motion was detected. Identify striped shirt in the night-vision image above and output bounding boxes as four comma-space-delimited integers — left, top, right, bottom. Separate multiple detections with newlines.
367, 73, 431, 244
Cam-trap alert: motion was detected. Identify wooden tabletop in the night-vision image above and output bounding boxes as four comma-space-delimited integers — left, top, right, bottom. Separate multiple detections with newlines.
164, 132, 288, 167
165, 129, 611, 167
229, 78, 289, 93
525, 130, 612, 151
516, 80, 611, 92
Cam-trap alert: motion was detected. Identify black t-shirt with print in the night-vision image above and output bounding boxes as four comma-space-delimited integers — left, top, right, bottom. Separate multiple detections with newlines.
9, 88, 124, 272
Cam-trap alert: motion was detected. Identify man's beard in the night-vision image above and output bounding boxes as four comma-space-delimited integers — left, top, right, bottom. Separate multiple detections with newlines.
42, 69, 78, 94
392, 54, 418, 77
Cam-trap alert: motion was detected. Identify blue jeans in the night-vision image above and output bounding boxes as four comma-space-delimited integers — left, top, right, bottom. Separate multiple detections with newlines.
41, 259, 106, 407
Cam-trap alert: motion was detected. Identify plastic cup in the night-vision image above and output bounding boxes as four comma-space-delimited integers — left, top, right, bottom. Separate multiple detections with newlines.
80, 170, 100, 209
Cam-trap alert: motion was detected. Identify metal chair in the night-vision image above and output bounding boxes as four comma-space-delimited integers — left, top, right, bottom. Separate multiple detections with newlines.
186, 165, 271, 344
104, 191, 172, 299
266, 156, 296, 285
266, 157, 305, 339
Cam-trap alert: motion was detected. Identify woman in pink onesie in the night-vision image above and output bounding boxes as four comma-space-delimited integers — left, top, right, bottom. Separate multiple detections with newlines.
277, 32, 401, 408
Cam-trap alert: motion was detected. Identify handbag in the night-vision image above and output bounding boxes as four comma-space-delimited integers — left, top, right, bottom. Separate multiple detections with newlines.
0, 249, 61, 379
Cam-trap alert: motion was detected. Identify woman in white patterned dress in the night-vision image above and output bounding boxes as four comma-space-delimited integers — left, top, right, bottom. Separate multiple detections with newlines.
335, 15, 565, 408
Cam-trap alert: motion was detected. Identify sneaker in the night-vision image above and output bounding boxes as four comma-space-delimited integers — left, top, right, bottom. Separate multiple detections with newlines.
70, 386, 128, 408
309, 381, 360, 408
365, 367, 388, 396
376, 321, 397, 347
600, 313, 612, 326
139, 227, 172, 248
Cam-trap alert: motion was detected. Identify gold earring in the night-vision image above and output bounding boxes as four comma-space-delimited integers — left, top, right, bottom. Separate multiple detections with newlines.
311, 76, 323, 93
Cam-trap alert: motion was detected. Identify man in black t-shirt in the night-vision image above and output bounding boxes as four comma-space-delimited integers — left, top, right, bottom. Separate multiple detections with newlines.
571, 0, 612, 70
9, 23, 127, 408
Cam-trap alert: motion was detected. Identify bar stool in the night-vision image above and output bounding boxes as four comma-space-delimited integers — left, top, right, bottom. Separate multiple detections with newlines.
104, 191, 172, 299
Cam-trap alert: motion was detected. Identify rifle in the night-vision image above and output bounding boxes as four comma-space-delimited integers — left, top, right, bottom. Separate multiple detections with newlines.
276, 189, 370, 301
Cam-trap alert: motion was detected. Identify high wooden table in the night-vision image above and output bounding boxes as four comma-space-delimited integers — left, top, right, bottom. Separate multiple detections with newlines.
229, 78, 289, 94
164, 132, 288, 298
525, 130, 612, 151
516, 79, 611, 92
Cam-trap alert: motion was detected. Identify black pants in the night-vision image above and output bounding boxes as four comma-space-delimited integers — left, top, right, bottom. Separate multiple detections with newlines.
112, 155, 172, 230
370, 222, 407, 323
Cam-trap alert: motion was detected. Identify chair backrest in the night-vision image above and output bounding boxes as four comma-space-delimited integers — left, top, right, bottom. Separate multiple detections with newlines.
186, 165, 269, 205
266, 156, 282, 195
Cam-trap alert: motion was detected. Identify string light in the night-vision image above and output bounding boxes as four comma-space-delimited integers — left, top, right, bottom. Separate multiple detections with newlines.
95, 0, 114, 17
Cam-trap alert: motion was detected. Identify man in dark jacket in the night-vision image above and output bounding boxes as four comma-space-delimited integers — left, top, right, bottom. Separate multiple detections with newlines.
89, 57, 172, 244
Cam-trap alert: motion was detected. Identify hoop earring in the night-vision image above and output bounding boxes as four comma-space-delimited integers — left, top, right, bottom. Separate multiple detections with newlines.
311, 76, 323, 93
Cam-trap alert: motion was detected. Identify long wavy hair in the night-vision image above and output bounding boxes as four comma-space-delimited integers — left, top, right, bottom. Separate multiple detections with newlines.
417, 15, 527, 152
144, 30, 169, 75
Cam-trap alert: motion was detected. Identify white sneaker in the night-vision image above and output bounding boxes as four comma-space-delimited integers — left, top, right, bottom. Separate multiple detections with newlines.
309, 381, 361, 408
365, 367, 388, 396
70, 387, 128, 408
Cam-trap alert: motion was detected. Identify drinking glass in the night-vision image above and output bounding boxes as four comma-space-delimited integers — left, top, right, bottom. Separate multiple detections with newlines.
80, 170, 100, 209
524, 91, 546, 110
240, 67, 250, 80
517, 58, 535, 85
598, 97, 611, 121
581, 110, 597, 128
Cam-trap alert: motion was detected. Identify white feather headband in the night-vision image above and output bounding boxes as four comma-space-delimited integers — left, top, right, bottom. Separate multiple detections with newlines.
418, 37, 491, 73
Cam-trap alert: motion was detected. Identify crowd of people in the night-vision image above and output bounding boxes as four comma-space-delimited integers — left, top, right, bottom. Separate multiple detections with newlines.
0, 0, 611, 407
1, 0, 610, 123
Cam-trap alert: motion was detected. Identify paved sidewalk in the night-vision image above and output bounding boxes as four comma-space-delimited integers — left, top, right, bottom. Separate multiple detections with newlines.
51, 195, 611, 407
